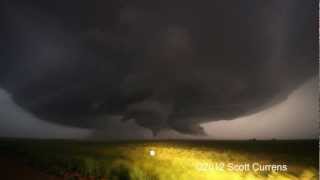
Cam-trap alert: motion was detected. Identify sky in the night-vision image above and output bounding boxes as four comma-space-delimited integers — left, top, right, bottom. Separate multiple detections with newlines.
202, 77, 318, 140
0, 0, 318, 139
0, 77, 317, 139
0, 88, 91, 139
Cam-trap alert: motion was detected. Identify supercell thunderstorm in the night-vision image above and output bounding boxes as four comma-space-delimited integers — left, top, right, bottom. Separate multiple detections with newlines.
0, 0, 316, 135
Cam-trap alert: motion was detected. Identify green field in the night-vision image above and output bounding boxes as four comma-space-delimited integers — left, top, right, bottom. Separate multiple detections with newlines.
0, 139, 318, 180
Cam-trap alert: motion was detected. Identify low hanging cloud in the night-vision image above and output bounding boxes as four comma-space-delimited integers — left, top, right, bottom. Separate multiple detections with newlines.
0, 88, 91, 139
0, 0, 317, 136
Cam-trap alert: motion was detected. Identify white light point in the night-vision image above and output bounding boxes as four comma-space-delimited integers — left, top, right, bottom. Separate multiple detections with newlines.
149, 149, 156, 157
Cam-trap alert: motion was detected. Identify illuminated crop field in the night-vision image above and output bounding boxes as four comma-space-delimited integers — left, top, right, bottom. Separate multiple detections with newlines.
0, 139, 317, 180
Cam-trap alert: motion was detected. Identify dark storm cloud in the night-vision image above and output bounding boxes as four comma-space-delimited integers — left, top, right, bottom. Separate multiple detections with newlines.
0, 0, 317, 135
0, 88, 91, 139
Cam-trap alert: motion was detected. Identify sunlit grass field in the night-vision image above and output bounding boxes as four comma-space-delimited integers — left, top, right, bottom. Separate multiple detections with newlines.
0, 139, 317, 180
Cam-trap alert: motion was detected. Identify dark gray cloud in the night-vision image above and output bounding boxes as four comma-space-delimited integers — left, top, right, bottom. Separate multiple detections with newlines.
202, 78, 319, 139
0, 0, 317, 136
0, 88, 91, 139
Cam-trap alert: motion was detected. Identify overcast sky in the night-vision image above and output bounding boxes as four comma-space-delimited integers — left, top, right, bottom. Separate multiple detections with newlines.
202, 77, 318, 139
0, 77, 317, 140
0, 88, 91, 139
0, 0, 317, 139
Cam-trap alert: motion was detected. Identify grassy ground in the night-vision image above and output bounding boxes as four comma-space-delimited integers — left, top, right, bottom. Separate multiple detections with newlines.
0, 139, 318, 180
